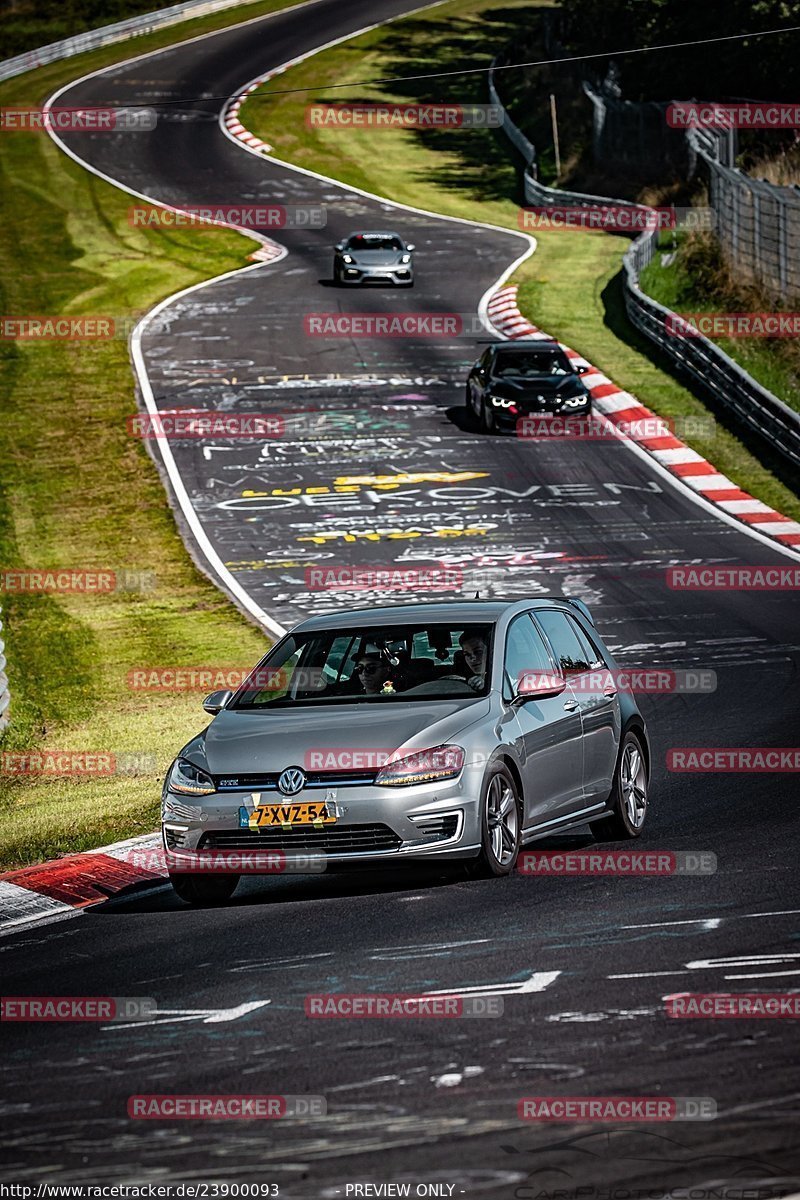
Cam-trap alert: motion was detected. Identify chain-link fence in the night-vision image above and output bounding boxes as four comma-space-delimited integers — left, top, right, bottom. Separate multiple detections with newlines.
690, 128, 800, 303
583, 81, 691, 177
582, 84, 800, 304
487, 61, 800, 471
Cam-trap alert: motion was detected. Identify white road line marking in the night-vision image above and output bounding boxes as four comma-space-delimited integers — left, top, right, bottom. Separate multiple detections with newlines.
687, 953, 800, 968
104, 999, 271, 1029
424, 971, 560, 998
622, 909, 800, 929
608, 971, 690, 979
723, 1091, 800, 1117
725, 969, 800, 980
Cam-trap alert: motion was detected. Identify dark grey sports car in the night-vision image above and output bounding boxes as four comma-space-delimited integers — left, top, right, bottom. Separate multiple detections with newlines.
333, 230, 415, 286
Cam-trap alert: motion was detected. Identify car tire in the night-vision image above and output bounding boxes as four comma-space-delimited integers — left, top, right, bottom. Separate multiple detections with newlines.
480, 400, 497, 435
590, 730, 648, 841
472, 763, 522, 877
169, 873, 240, 906
465, 385, 479, 427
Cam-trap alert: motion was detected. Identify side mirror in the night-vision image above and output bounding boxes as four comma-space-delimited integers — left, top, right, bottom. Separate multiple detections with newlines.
515, 673, 566, 701
334, 241, 345, 252
406, 243, 415, 252
203, 689, 232, 715
574, 363, 589, 375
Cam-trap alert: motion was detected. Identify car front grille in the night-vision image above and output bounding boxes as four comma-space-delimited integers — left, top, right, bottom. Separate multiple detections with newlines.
199, 823, 402, 854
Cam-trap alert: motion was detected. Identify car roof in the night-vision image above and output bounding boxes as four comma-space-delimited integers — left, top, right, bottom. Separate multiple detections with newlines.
347, 230, 403, 239
491, 339, 562, 351
291, 597, 586, 632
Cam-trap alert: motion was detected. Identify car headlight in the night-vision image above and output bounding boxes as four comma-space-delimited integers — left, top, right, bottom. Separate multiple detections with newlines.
167, 758, 215, 796
489, 394, 515, 408
341, 254, 354, 264
375, 744, 465, 787
400, 254, 411, 264
564, 394, 589, 407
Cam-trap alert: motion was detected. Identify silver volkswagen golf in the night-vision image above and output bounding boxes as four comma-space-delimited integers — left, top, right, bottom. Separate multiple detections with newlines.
162, 599, 651, 904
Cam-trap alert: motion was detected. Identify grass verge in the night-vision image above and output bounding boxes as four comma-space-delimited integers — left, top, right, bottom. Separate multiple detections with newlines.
241, 0, 800, 520
0, 1, 311, 868
640, 232, 800, 415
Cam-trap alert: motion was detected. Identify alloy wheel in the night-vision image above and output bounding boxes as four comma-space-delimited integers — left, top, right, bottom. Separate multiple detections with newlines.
486, 774, 519, 866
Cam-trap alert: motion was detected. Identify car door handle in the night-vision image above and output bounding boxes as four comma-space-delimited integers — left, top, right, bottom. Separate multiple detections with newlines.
563, 699, 579, 712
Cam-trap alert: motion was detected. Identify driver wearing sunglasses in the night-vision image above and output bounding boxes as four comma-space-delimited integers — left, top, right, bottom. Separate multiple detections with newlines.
353, 653, 392, 695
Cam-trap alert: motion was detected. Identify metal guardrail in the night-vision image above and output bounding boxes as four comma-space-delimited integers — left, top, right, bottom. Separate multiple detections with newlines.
488, 57, 535, 169
0, 606, 9, 736
622, 231, 800, 470
0, 0, 268, 83
488, 62, 800, 471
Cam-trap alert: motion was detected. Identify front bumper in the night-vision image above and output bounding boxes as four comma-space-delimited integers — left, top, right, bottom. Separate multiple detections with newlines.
336, 263, 413, 285
162, 773, 481, 871
491, 401, 592, 431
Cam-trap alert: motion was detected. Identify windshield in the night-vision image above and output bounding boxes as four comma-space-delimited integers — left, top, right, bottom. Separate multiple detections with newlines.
494, 350, 572, 377
230, 623, 493, 707
348, 235, 403, 252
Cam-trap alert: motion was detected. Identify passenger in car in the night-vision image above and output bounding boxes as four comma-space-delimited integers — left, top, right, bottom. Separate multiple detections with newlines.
459, 629, 488, 691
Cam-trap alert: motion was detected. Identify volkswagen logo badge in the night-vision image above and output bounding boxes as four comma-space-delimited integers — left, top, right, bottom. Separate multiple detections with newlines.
277, 766, 306, 796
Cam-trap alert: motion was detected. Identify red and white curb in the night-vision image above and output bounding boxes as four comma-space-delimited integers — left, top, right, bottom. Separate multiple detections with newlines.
223, 81, 273, 154
0, 833, 168, 934
486, 287, 800, 550
220, 78, 288, 264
